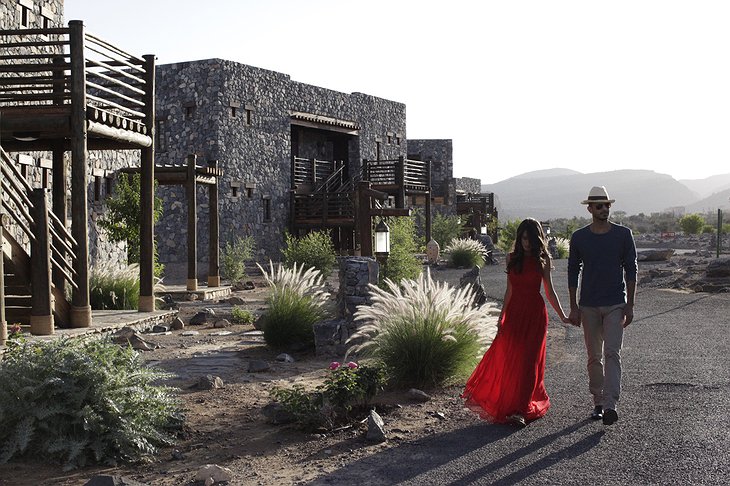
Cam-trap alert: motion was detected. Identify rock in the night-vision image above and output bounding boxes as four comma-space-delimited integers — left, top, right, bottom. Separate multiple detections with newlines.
706, 258, 730, 278
112, 327, 157, 351
159, 294, 178, 310
170, 317, 185, 330
189, 308, 216, 325
83, 476, 149, 486
248, 360, 270, 372
637, 249, 675, 262
181, 330, 200, 336
276, 353, 295, 363
262, 402, 295, 424
459, 266, 487, 307
243, 281, 256, 290
313, 319, 345, 356
194, 374, 224, 390
152, 325, 169, 333
213, 318, 231, 328
366, 410, 387, 443
194, 464, 233, 483
407, 388, 431, 402
253, 315, 265, 330
228, 296, 246, 305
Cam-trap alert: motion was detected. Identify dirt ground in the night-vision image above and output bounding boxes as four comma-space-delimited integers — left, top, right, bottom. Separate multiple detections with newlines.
0, 251, 723, 485
0, 278, 483, 486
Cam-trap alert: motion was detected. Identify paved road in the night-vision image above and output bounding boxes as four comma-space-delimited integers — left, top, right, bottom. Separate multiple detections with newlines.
309, 261, 730, 485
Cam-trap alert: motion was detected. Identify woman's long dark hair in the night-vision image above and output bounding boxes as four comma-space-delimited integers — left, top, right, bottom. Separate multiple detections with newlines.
506, 218, 549, 274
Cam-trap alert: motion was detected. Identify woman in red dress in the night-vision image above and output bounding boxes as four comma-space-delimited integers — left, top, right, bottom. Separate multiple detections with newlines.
462, 218, 570, 427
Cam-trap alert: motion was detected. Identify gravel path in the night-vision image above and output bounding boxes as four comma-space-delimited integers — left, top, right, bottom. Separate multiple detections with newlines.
309, 260, 730, 485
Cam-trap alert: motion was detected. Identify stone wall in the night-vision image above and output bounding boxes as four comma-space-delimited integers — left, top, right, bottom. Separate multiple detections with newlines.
456, 177, 481, 195
153, 59, 407, 267
407, 139, 455, 215
0, 0, 63, 30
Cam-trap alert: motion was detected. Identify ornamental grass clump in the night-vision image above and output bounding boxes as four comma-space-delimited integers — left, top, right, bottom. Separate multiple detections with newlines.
444, 238, 488, 268
347, 270, 500, 388
90, 262, 141, 310
257, 260, 333, 349
0, 338, 183, 470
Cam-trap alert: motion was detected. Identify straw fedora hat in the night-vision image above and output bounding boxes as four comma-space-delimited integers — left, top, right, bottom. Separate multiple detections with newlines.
581, 186, 615, 205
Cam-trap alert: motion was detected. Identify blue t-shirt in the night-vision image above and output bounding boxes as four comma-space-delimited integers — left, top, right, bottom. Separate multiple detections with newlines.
568, 222, 637, 307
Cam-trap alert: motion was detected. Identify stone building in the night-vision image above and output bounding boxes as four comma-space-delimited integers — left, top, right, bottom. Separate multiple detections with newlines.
153, 58, 411, 269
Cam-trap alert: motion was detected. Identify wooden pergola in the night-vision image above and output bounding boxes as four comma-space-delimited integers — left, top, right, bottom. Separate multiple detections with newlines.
122, 154, 223, 290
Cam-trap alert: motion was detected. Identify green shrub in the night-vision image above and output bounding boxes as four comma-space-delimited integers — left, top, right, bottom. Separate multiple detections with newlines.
231, 306, 255, 325
90, 263, 141, 310
221, 235, 255, 285
444, 238, 487, 268
282, 230, 337, 277
382, 216, 422, 286
271, 362, 386, 430
257, 261, 333, 349
678, 213, 705, 235
347, 270, 500, 388
432, 213, 463, 248
0, 338, 183, 470
97, 172, 164, 277
497, 219, 521, 254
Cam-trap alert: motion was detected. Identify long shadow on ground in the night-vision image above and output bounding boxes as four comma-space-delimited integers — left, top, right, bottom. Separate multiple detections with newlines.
307, 420, 599, 485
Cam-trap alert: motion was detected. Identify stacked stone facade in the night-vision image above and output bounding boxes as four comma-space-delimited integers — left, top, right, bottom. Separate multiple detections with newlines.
456, 177, 481, 195
154, 59, 407, 266
407, 139, 456, 215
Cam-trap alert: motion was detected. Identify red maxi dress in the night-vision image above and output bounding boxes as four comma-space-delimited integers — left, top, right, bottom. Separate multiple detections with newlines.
462, 256, 550, 423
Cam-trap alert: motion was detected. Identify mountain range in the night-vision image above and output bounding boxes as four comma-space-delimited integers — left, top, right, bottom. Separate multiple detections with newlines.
480, 169, 730, 221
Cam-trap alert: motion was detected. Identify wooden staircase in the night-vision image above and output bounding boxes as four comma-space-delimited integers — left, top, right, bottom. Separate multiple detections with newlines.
1, 145, 74, 329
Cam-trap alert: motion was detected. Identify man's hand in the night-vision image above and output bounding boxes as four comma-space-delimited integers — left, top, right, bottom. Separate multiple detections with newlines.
569, 308, 582, 327
623, 304, 634, 328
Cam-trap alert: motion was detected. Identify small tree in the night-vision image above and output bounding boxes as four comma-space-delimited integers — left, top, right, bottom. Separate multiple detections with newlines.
432, 213, 462, 248
382, 216, 422, 286
282, 230, 337, 277
678, 214, 705, 235
497, 219, 521, 254
98, 173, 164, 276
221, 235, 255, 285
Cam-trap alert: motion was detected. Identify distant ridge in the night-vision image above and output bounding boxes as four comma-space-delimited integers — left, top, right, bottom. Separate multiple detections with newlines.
480, 169, 725, 220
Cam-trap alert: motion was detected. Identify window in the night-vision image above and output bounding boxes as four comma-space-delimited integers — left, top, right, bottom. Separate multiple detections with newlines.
395, 134, 402, 146
19, 0, 33, 28
156, 119, 167, 151
246, 187, 254, 198
245, 103, 255, 126
94, 176, 102, 201
375, 141, 381, 161
387, 132, 393, 145
231, 182, 241, 199
40, 5, 53, 29
230, 101, 240, 118
38, 157, 52, 189
262, 197, 271, 222
184, 102, 195, 119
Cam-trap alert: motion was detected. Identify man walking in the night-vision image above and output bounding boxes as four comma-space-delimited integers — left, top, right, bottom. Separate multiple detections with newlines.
568, 186, 637, 425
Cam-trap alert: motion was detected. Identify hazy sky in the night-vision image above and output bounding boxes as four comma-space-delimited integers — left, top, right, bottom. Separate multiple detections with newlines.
63, 0, 730, 184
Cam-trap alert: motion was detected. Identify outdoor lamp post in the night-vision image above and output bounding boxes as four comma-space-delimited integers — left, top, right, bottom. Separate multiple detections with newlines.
374, 218, 390, 259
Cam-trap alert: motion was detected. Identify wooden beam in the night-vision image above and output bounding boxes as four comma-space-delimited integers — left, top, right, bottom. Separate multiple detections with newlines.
29, 189, 54, 335
68, 20, 91, 328
207, 161, 220, 287
186, 155, 198, 291
138, 54, 156, 312
374, 208, 411, 218
86, 120, 152, 147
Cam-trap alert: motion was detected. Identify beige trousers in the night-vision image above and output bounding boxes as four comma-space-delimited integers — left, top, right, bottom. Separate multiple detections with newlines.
581, 304, 625, 410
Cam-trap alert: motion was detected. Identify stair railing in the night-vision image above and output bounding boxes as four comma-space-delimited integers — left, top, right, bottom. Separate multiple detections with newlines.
0, 146, 78, 292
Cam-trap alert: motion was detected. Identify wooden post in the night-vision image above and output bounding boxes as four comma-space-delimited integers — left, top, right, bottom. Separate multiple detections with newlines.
395, 156, 406, 208
30, 189, 54, 335
425, 160, 432, 242
51, 57, 67, 296
139, 54, 156, 311
186, 155, 198, 291
0, 201, 6, 345
207, 161, 220, 287
357, 181, 373, 257
68, 20, 91, 328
